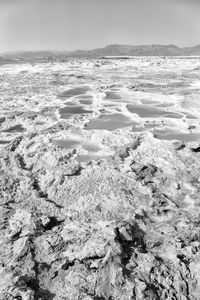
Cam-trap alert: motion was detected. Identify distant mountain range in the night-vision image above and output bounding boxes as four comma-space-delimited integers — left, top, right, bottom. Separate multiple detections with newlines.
1, 44, 200, 63
67, 44, 200, 57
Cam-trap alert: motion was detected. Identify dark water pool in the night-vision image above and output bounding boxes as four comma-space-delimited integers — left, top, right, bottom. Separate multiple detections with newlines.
79, 99, 93, 105
59, 106, 93, 119
182, 112, 197, 119
86, 113, 135, 131
2, 125, 25, 133
0, 117, 5, 123
105, 92, 121, 100
153, 129, 200, 142
53, 139, 102, 163
83, 144, 101, 152
53, 139, 80, 149
127, 104, 182, 119
57, 86, 89, 99
0, 140, 10, 145
64, 101, 78, 106
140, 99, 161, 105
76, 154, 102, 163
155, 103, 174, 108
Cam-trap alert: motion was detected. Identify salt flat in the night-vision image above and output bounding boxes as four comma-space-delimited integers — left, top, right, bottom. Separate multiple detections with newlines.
1, 58, 200, 299
1, 57, 200, 146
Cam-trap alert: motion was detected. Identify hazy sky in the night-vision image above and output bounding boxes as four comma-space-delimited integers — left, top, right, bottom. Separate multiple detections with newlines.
0, 0, 200, 52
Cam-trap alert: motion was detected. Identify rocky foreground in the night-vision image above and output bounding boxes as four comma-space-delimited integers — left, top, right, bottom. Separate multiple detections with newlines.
1, 129, 200, 299
1, 58, 200, 299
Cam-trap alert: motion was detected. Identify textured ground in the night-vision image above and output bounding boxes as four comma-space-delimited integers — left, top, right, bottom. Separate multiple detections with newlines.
1, 58, 200, 299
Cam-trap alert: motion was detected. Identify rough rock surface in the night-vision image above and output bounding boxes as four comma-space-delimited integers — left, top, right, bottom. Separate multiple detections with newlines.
1, 129, 200, 300
1, 58, 200, 299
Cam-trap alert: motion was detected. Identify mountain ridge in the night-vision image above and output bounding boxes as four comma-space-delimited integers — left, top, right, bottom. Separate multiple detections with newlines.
1, 44, 200, 62
67, 44, 200, 57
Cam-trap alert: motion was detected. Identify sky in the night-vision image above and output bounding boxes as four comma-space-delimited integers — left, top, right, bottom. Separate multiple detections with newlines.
0, 0, 200, 53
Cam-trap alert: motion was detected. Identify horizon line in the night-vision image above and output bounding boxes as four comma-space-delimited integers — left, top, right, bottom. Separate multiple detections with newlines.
1, 43, 200, 55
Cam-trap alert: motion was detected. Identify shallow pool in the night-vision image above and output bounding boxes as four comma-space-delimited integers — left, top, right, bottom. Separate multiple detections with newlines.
86, 113, 136, 131
0, 140, 10, 145
2, 124, 26, 133
57, 86, 89, 99
59, 106, 93, 119
53, 139, 80, 149
127, 104, 182, 119
153, 128, 200, 142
